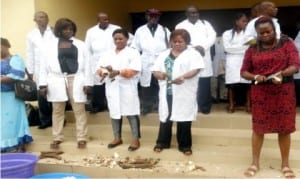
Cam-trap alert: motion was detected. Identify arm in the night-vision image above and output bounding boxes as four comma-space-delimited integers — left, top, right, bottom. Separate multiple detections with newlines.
172, 69, 200, 84
25, 33, 34, 76
222, 30, 248, 54
201, 21, 217, 51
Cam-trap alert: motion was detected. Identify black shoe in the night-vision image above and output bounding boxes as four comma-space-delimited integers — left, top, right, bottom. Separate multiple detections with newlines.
38, 123, 52, 129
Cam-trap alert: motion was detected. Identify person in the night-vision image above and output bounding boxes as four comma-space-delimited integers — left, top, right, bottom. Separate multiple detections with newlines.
244, 1, 280, 45
294, 20, 300, 106
241, 17, 300, 178
1, 37, 33, 153
96, 29, 142, 151
39, 18, 93, 149
250, 2, 261, 20
131, 8, 170, 115
175, 5, 216, 114
152, 29, 204, 155
222, 13, 251, 113
26, 11, 55, 129
85, 12, 121, 113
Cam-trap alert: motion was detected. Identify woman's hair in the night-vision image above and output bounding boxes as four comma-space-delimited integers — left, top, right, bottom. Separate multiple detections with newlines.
112, 28, 129, 39
231, 13, 247, 40
254, 16, 275, 31
54, 18, 77, 38
170, 29, 191, 44
0, 37, 11, 48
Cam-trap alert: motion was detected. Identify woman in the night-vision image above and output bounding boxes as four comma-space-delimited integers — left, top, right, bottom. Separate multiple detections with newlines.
222, 13, 251, 113
96, 29, 141, 151
0, 37, 33, 152
39, 18, 93, 149
152, 29, 204, 155
241, 17, 300, 178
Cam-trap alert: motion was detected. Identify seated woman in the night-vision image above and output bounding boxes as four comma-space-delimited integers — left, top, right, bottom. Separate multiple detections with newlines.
1, 37, 33, 153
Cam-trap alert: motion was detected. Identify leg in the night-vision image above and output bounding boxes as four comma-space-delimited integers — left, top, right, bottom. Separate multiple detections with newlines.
227, 88, 235, 113
154, 95, 173, 152
66, 77, 88, 149
177, 121, 192, 155
127, 115, 141, 151
37, 91, 52, 129
91, 85, 107, 113
51, 102, 66, 149
244, 132, 264, 177
108, 118, 123, 148
197, 77, 212, 114
278, 133, 295, 178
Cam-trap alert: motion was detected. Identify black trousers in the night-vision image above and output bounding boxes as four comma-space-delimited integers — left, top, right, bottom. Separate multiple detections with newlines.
140, 75, 159, 113
155, 95, 192, 149
37, 91, 52, 126
91, 85, 107, 111
197, 77, 212, 114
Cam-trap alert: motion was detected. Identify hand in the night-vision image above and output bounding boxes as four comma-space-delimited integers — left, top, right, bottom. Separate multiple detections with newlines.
83, 86, 92, 94
172, 76, 185, 85
254, 75, 267, 84
194, 46, 205, 56
158, 72, 167, 80
39, 87, 47, 98
271, 73, 283, 85
109, 70, 119, 79
28, 74, 33, 80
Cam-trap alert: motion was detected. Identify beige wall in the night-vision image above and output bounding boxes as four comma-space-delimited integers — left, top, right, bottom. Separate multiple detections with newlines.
1, 0, 35, 58
128, 0, 300, 12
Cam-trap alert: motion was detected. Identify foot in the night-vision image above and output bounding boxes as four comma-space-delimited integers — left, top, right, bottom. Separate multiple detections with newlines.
77, 140, 87, 149
179, 147, 192, 156
227, 106, 234, 113
153, 145, 163, 153
38, 123, 52, 129
128, 140, 140, 151
50, 140, 62, 150
244, 164, 259, 177
107, 139, 123, 149
282, 166, 296, 179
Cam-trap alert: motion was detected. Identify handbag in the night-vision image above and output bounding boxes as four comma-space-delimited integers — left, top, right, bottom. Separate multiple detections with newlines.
14, 69, 37, 101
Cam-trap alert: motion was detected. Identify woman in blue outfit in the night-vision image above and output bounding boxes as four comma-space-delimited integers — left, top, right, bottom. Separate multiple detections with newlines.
0, 37, 33, 153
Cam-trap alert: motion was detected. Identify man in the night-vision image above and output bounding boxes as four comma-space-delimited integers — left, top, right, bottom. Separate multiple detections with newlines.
244, 1, 280, 44
131, 8, 170, 115
176, 5, 216, 114
26, 11, 55, 129
85, 12, 121, 113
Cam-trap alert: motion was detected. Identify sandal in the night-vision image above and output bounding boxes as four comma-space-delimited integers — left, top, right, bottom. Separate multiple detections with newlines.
244, 165, 259, 177
153, 145, 163, 153
282, 166, 296, 179
50, 141, 62, 150
77, 140, 87, 149
179, 147, 192, 156
107, 139, 123, 149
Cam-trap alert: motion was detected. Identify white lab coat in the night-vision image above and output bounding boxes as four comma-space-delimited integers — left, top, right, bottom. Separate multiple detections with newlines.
97, 46, 141, 119
243, 16, 281, 44
131, 24, 170, 87
152, 48, 205, 122
39, 37, 93, 102
26, 26, 55, 87
222, 29, 250, 84
85, 23, 121, 84
294, 31, 300, 79
175, 19, 216, 77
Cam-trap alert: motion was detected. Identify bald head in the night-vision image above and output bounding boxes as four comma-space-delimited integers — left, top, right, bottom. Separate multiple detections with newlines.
97, 12, 110, 29
260, 1, 278, 17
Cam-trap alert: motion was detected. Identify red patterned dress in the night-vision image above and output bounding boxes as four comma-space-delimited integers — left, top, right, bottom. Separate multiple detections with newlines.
241, 37, 300, 134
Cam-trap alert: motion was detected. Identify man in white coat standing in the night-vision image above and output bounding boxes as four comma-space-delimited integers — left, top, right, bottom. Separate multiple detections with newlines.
26, 11, 55, 129
176, 5, 216, 114
85, 12, 121, 113
131, 8, 170, 115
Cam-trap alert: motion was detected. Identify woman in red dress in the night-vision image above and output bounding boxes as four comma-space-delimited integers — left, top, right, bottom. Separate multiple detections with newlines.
241, 17, 300, 178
